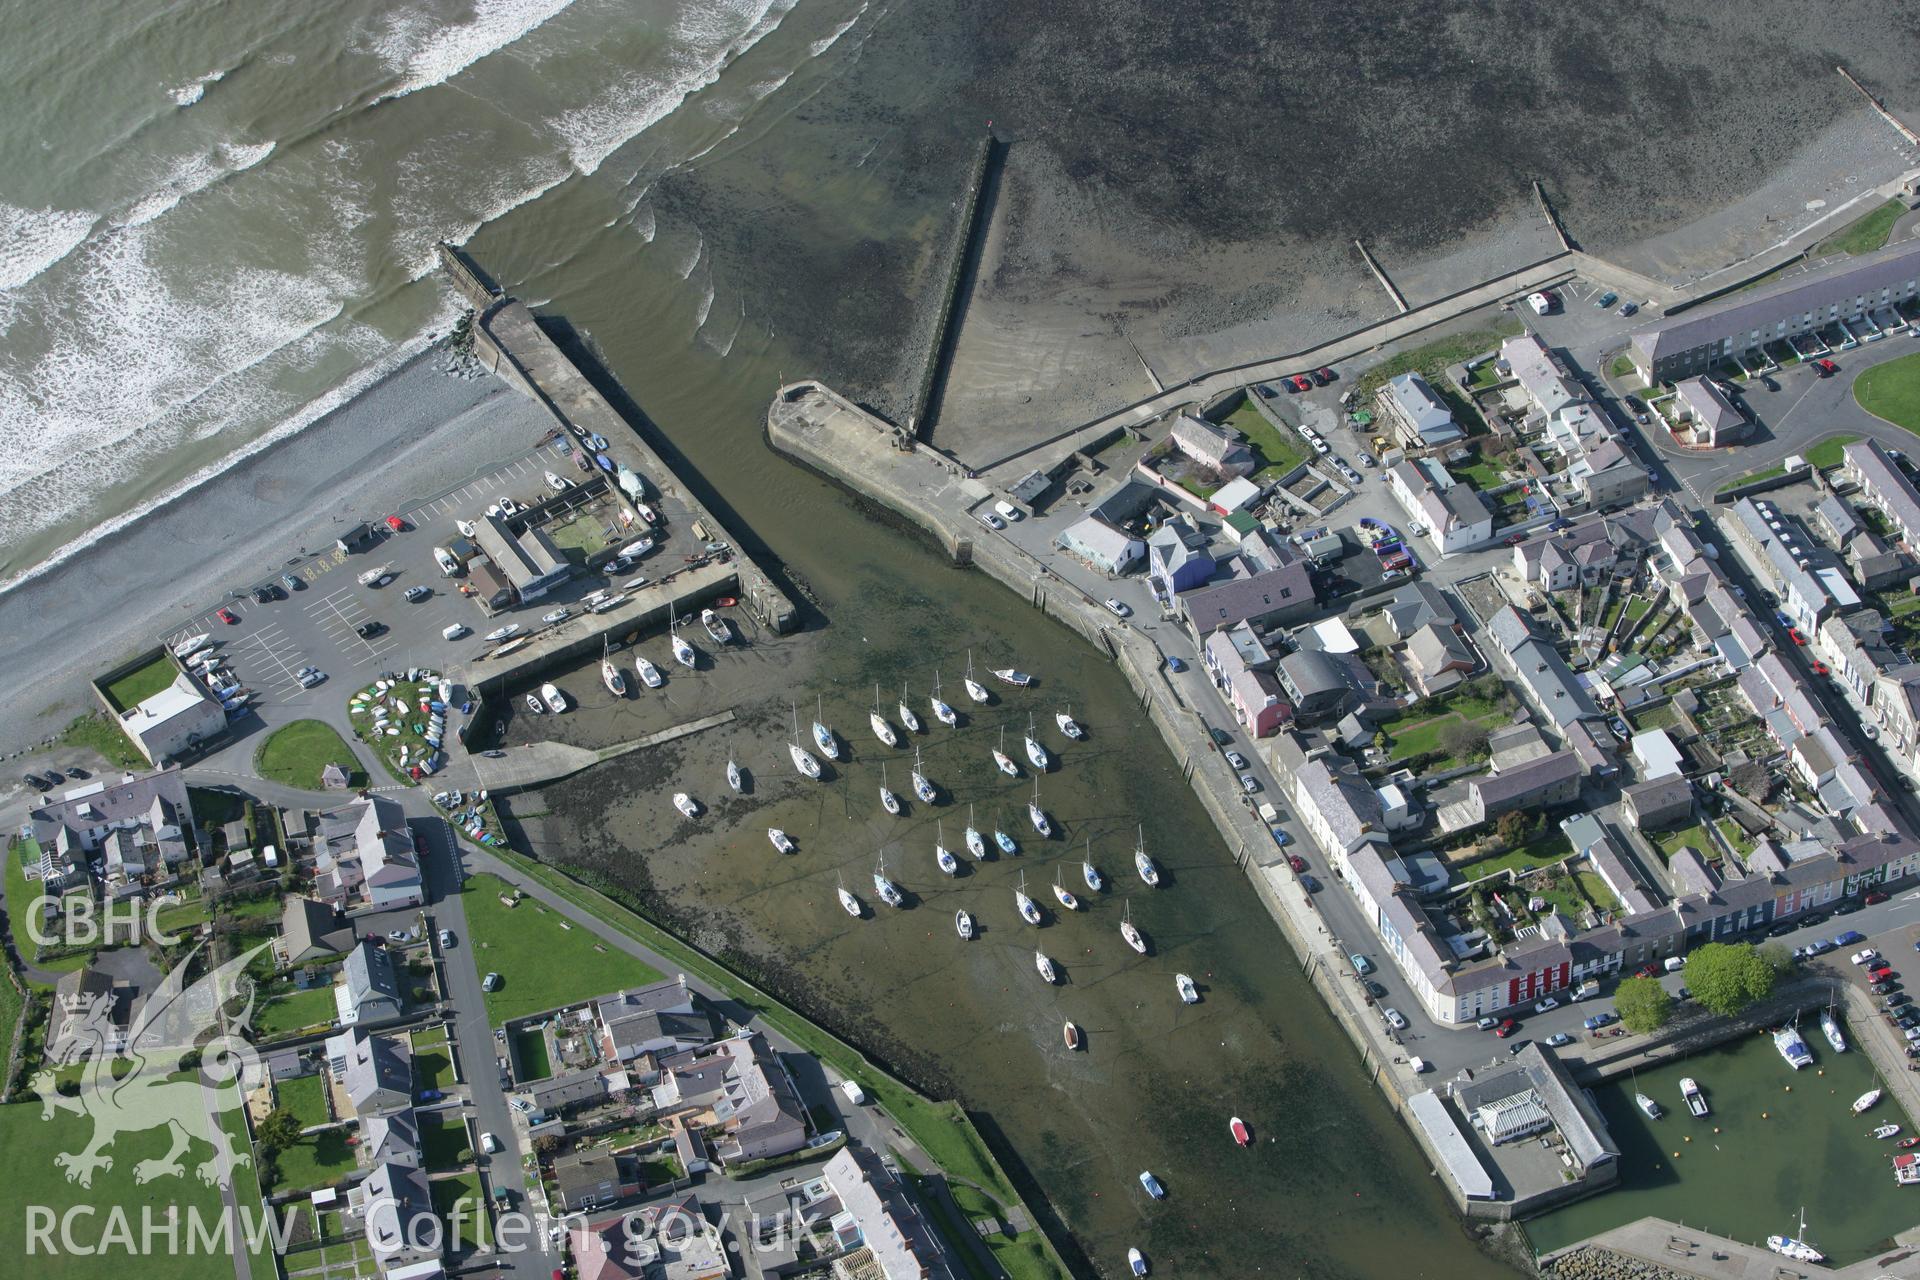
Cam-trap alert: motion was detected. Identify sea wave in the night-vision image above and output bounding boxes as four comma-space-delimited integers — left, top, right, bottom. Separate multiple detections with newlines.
551, 0, 799, 176
110, 140, 278, 229
809, 1, 869, 56
367, 0, 579, 101
0, 204, 98, 291
168, 68, 227, 107
0, 323, 451, 597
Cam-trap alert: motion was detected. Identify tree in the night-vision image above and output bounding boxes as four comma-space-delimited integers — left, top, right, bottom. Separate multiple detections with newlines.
1614, 976, 1674, 1034
1728, 761, 1771, 804
1440, 721, 1491, 762
1495, 810, 1530, 847
256, 1107, 302, 1154
1685, 942, 1778, 1018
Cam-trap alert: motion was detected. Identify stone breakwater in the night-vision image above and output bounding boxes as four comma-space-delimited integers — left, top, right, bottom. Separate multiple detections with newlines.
1542, 1245, 1694, 1280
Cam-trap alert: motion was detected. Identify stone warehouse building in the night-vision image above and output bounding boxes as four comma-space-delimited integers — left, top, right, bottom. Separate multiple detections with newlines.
1628, 237, 1920, 384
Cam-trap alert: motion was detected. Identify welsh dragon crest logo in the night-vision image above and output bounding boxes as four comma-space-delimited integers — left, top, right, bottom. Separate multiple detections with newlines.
31, 942, 272, 1187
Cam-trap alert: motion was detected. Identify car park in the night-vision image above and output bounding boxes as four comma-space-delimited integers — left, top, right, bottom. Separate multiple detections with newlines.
1583, 1011, 1617, 1031
298, 669, 327, 688
1889, 993, 1911, 1008
1852, 948, 1880, 965
385, 515, 407, 532
281, 573, 301, 592
1618, 301, 1638, 317
1104, 597, 1132, 618
250, 586, 273, 604
1290, 374, 1314, 392
1383, 1008, 1408, 1030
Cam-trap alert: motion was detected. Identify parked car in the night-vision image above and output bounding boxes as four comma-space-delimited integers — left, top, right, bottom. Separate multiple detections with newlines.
1210, 728, 1233, 746
1544, 1032, 1573, 1047
1315, 366, 1337, 383
1618, 302, 1638, 317
1290, 374, 1314, 392
438, 929, 454, 947
1362, 979, 1386, 999
385, 515, 407, 532
20, 772, 48, 791
1287, 854, 1307, 873
1852, 948, 1881, 965
281, 573, 300, 592
1477, 1015, 1499, 1030
1238, 773, 1260, 794
1866, 890, 1891, 905
1504, 531, 1528, 546
403, 585, 431, 602
357, 621, 386, 639
1226, 751, 1248, 769
1594, 290, 1618, 309
1495, 1019, 1518, 1038
1167, 656, 1185, 672
1383, 1008, 1408, 1031
480, 1132, 499, 1155
1533, 996, 1560, 1014
217, 607, 239, 624
1788, 626, 1807, 646
1349, 953, 1376, 975
65, 766, 88, 779
980, 511, 1005, 530
1815, 357, 1839, 376
1583, 1012, 1618, 1031
1104, 597, 1132, 618
1835, 930, 1867, 946
250, 586, 272, 604
482, 971, 501, 991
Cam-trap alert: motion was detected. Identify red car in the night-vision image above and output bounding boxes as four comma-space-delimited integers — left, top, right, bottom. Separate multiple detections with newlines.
1287, 854, 1307, 873
384, 515, 407, 532
1788, 627, 1807, 646
1504, 531, 1529, 546
1495, 1019, 1517, 1038
1634, 964, 1658, 979
1290, 374, 1314, 393
1815, 358, 1838, 376
1812, 661, 1831, 675
1316, 366, 1337, 383
1870, 964, 1895, 981
1866, 890, 1890, 905
216, 607, 239, 624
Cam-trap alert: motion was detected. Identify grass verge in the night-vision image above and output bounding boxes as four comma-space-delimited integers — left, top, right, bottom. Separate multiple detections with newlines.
461, 872, 663, 1025
1855, 351, 1920, 433
255, 720, 365, 791
1815, 198, 1905, 257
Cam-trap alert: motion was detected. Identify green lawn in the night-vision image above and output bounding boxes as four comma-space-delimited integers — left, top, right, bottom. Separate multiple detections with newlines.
512, 1027, 552, 1080
429, 1171, 491, 1250
1609, 355, 1635, 379
276, 1073, 330, 1129
1652, 822, 1712, 862
56, 713, 145, 770
420, 1114, 473, 1170
1856, 352, 1920, 433
0, 1092, 274, 1280
1716, 464, 1788, 494
6, 839, 50, 965
414, 1041, 454, 1092
255, 720, 365, 792
1460, 834, 1572, 883
1375, 691, 1509, 766
1805, 433, 1862, 471
1716, 818, 1757, 857
273, 1126, 357, 1194
102, 655, 179, 713
461, 873, 663, 1025
1632, 703, 1678, 731
1573, 868, 1623, 915
255, 986, 339, 1039
1222, 401, 1307, 480
1449, 452, 1506, 491
1815, 198, 1906, 257
1352, 321, 1525, 404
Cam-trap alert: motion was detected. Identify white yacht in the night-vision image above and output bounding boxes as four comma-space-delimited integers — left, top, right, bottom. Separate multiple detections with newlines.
1052, 868, 1080, 911
1082, 845, 1103, 892
870, 684, 898, 748
1635, 1092, 1663, 1120
1035, 950, 1058, 984
173, 632, 211, 659
1176, 973, 1199, 1005
836, 876, 862, 918
964, 651, 991, 704
1854, 1088, 1883, 1114
1773, 1024, 1813, 1070
1135, 827, 1160, 888
930, 672, 958, 727
1681, 1078, 1708, 1118
897, 682, 921, 734
993, 727, 1020, 778
672, 792, 699, 818
1056, 708, 1085, 740
1128, 1247, 1148, 1277
1015, 873, 1042, 926
955, 910, 975, 941
636, 655, 664, 689
1028, 778, 1051, 837
669, 605, 697, 668
879, 764, 903, 817
1821, 1008, 1847, 1053
1120, 901, 1146, 954
602, 654, 627, 697
768, 828, 795, 854
935, 823, 959, 876
727, 759, 743, 792
788, 703, 823, 779
873, 856, 904, 908
995, 827, 1019, 856
541, 682, 568, 713
812, 695, 840, 760
911, 748, 937, 803
1024, 714, 1050, 771
1768, 1210, 1824, 1264
965, 806, 987, 859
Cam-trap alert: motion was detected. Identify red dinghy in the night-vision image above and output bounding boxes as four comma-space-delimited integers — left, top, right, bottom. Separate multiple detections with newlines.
1230, 1117, 1251, 1147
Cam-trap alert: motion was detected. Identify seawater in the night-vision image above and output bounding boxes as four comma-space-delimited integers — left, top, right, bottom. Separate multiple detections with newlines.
1528, 1024, 1917, 1264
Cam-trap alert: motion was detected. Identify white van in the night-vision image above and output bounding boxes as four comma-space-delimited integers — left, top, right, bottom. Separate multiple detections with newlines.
1526, 291, 1553, 315
1663, 955, 1686, 973
993, 500, 1021, 522
442, 623, 470, 641
839, 1079, 868, 1106
480, 1131, 499, 1155
1570, 979, 1600, 1001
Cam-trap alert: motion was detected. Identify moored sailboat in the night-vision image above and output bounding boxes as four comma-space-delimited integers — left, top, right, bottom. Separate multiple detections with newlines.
1035, 949, 1057, 983
1082, 841, 1103, 892
1135, 827, 1161, 888
1028, 778, 1051, 837
879, 764, 903, 816
813, 695, 840, 760
836, 875, 862, 918
1024, 714, 1050, 770
964, 650, 990, 704
672, 792, 699, 818
669, 604, 697, 668
1015, 872, 1042, 926
898, 682, 921, 734
911, 747, 937, 803
965, 806, 987, 859
601, 642, 626, 696
993, 727, 1019, 778
1052, 867, 1080, 911
873, 854, 904, 908
930, 673, 958, 727
870, 684, 898, 748
995, 827, 1019, 856
1120, 901, 1147, 954
935, 822, 959, 876
727, 758, 743, 792
787, 703, 822, 779
1822, 1008, 1848, 1053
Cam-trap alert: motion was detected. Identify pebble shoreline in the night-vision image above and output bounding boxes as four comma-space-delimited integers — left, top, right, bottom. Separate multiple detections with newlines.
1543, 1245, 1696, 1280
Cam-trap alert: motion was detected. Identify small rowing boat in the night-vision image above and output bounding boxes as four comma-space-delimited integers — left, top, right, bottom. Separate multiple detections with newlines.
1063, 1021, 1082, 1051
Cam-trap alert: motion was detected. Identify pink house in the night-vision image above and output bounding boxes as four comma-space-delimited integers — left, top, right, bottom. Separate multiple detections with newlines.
1228, 667, 1287, 737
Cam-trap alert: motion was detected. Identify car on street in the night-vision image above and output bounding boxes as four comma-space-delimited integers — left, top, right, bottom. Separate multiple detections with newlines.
1104, 597, 1132, 618
1533, 996, 1560, 1013
1815, 357, 1839, 376
1504, 531, 1528, 546
1633, 964, 1658, 979
1544, 1032, 1573, 1048
1383, 1008, 1408, 1030
1477, 1015, 1499, 1030
1866, 890, 1890, 905
1166, 656, 1185, 672
357, 621, 386, 639
542, 608, 571, 624
1495, 1019, 1518, 1038
1210, 728, 1233, 746
217, 607, 239, 624
1349, 953, 1375, 975
1834, 930, 1867, 946
438, 929, 454, 947
1287, 854, 1307, 873
1226, 751, 1247, 769
1238, 773, 1260, 793
404, 585, 431, 602
480, 1131, 499, 1155
980, 512, 1005, 530
1812, 660, 1830, 675
1834, 896, 1866, 915
1788, 626, 1807, 646
1594, 290, 1618, 309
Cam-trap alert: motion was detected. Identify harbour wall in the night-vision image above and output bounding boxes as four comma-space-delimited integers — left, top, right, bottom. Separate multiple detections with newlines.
912, 133, 1002, 438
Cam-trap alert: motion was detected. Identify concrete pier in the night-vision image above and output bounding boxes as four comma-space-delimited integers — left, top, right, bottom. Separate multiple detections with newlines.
469, 710, 735, 793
